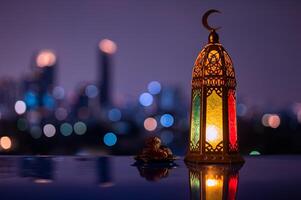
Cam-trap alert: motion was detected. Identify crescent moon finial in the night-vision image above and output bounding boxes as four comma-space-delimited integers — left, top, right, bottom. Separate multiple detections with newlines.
202, 9, 221, 31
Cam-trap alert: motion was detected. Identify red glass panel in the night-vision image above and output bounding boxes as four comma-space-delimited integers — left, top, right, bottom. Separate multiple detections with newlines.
228, 90, 237, 151
227, 174, 239, 200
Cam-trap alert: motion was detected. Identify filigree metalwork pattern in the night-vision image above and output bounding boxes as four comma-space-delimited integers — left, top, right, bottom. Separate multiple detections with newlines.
205, 141, 223, 153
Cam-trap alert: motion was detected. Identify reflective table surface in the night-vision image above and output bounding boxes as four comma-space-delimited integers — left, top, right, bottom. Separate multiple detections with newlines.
0, 156, 300, 200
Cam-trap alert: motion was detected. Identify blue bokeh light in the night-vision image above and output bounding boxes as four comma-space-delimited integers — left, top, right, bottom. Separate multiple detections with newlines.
237, 103, 247, 117
103, 132, 117, 146
147, 81, 161, 95
160, 114, 174, 127
139, 92, 153, 107
85, 84, 99, 98
24, 91, 38, 108
43, 93, 55, 109
108, 108, 122, 122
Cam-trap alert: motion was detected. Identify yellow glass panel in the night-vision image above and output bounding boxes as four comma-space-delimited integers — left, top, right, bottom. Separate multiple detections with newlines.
205, 174, 223, 200
190, 90, 201, 151
206, 90, 223, 149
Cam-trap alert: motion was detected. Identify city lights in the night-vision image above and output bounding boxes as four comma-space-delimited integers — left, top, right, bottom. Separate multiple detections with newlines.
139, 92, 153, 107
0, 136, 12, 150
74, 121, 87, 135
43, 124, 56, 137
36, 49, 56, 68
261, 114, 281, 128
103, 132, 117, 146
52, 86, 65, 100
108, 108, 122, 122
237, 103, 247, 117
60, 123, 73, 136
14, 100, 27, 115
30, 126, 42, 139
147, 81, 161, 95
160, 114, 174, 127
144, 117, 157, 131
99, 39, 117, 54
42, 93, 55, 109
24, 91, 38, 108
85, 84, 99, 98
55, 107, 68, 121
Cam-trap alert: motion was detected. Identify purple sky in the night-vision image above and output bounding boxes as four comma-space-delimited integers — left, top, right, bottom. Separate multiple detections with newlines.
0, 0, 300, 108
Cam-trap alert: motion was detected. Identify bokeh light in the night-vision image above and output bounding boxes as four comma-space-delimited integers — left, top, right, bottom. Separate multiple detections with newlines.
99, 39, 117, 54
160, 131, 174, 145
237, 103, 247, 117
74, 121, 87, 135
52, 86, 65, 100
108, 108, 122, 122
24, 91, 38, 108
268, 114, 281, 128
261, 114, 281, 128
298, 110, 301, 124
14, 100, 27, 115
160, 114, 174, 127
17, 118, 28, 131
30, 126, 42, 139
139, 92, 153, 107
36, 49, 56, 67
55, 107, 68, 121
60, 123, 73, 136
144, 117, 157, 131
103, 132, 117, 146
261, 114, 271, 127
249, 150, 261, 156
147, 81, 161, 95
43, 124, 56, 137
42, 93, 55, 109
85, 84, 99, 98
0, 136, 12, 150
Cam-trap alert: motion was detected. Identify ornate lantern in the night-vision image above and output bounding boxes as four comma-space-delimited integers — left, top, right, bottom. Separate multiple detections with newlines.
185, 10, 244, 164
187, 164, 242, 200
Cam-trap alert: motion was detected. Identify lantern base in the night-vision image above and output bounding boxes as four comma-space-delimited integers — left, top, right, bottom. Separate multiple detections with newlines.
184, 153, 245, 164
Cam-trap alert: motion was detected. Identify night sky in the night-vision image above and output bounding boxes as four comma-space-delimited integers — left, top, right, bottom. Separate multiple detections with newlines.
0, 0, 300, 108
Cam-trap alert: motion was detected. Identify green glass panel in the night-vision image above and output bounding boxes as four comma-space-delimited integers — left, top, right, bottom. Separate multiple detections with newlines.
190, 171, 200, 200
190, 90, 201, 151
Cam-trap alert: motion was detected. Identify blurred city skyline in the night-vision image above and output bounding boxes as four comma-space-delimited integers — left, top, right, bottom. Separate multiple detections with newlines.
0, 0, 300, 108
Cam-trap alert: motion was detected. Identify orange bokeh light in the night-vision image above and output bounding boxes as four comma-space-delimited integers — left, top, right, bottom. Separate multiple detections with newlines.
36, 50, 56, 68
98, 39, 117, 54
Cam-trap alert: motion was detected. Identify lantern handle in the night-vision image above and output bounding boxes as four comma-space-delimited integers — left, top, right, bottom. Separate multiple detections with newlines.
202, 9, 221, 31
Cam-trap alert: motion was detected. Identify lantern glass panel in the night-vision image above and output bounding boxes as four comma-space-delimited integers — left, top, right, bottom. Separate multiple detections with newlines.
190, 90, 201, 151
190, 171, 201, 200
228, 90, 237, 151
205, 174, 223, 200
205, 90, 223, 149
227, 175, 239, 200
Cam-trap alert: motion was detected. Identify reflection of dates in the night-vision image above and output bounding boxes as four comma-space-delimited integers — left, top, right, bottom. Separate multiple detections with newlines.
137, 167, 169, 181
135, 136, 175, 162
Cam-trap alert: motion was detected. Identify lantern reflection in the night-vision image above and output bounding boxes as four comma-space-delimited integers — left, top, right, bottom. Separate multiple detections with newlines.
187, 164, 242, 200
